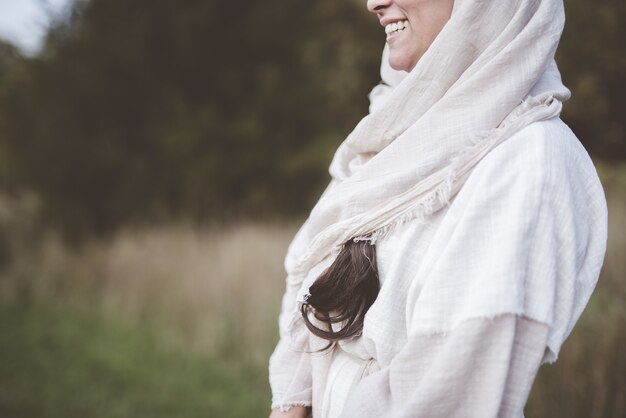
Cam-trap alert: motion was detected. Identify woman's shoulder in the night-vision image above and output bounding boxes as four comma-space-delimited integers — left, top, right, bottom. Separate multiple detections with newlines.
480, 118, 600, 182
443, 117, 608, 254
467, 117, 606, 208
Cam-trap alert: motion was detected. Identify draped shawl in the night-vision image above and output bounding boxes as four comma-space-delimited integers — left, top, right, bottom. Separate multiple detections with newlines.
284, 0, 572, 344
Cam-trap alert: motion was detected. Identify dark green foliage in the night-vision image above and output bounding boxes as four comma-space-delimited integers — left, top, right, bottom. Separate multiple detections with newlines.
0, 0, 382, 235
0, 0, 624, 236
0, 40, 22, 190
558, 0, 626, 162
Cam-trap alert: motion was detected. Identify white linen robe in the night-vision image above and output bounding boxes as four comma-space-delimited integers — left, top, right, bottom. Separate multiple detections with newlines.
268, 117, 608, 418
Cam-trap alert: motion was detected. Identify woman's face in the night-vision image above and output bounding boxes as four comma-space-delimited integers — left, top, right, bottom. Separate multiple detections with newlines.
367, 0, 454, 72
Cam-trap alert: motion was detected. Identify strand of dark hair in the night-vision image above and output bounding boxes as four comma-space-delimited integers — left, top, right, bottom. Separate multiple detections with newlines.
300, 240, 380, 352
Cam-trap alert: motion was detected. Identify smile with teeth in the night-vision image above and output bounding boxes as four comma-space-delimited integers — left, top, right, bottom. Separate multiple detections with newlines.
385, 20, 408, 35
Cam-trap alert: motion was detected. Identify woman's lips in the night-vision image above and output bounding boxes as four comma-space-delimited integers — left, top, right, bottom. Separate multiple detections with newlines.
385, 19, 409, 43
386, 30, 403, 42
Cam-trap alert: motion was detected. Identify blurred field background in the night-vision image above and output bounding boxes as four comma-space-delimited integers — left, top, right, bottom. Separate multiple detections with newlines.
0, 0, 624, 417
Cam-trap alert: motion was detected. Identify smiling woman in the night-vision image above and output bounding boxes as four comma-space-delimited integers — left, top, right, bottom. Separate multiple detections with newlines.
268, 0, 608, 417
370, 0, 454, 71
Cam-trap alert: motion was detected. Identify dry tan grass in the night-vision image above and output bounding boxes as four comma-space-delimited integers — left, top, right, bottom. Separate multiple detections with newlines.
1, 221, 299, 362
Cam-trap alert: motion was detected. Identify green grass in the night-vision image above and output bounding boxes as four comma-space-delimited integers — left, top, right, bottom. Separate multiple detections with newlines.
0, 301, 270, 418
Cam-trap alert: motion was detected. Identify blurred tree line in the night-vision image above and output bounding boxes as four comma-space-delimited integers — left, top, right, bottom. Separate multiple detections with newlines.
0, 0, 624, 237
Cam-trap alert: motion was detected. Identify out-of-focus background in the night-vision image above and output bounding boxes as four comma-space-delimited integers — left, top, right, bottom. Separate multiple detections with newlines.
0, 0, 623, 416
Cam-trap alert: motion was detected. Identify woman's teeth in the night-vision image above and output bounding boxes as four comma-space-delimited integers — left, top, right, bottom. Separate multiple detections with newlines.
385, 20, 408, 35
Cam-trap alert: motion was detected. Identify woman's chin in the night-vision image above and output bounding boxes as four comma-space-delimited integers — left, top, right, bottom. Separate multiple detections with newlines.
388, 52, 417, 73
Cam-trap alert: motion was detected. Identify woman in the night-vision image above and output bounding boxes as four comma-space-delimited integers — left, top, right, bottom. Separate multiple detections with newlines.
268, 0, 608, 417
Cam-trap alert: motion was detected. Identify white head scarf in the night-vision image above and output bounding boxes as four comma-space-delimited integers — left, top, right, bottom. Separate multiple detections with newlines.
285, 0, 571, 341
